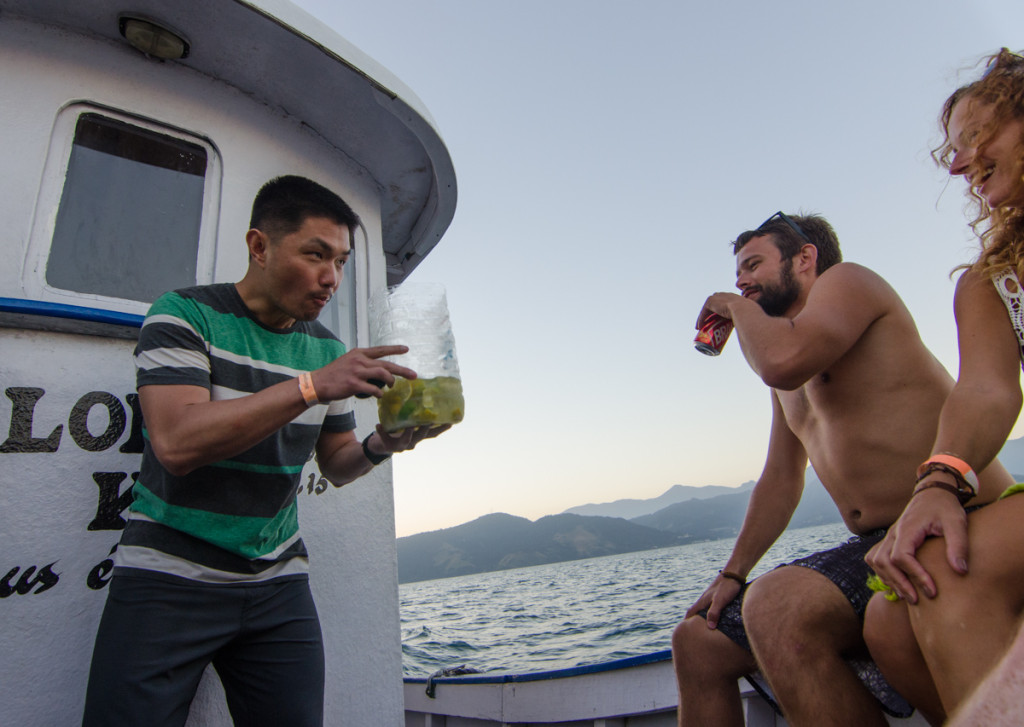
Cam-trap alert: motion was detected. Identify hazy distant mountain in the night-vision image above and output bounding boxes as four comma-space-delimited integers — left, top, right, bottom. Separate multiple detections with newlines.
396, 477, 839, 583
396, 438, 1024, 583
397, 513, 683, 583
562, 481, 756, 520
630, 490, 750, 540
632, 472, 840, 537
396, 475, 842, 583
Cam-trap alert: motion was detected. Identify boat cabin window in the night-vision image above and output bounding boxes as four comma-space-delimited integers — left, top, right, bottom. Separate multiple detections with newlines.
46, 113, 208, 303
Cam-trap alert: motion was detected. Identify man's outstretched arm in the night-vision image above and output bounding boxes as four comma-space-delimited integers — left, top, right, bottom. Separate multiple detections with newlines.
687, 391, 808, 627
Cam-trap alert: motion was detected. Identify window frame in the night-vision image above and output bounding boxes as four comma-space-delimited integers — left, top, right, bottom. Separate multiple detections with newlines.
24, 102, 221, 316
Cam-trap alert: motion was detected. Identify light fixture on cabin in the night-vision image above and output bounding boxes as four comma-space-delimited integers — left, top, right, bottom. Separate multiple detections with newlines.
118, 16, 190, 60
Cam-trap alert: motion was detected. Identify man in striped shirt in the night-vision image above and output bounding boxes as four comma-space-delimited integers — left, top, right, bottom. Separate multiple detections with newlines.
82, 176, 448, 727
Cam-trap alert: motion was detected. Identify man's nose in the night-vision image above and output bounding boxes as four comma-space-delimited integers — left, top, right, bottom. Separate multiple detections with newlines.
322, 265, 340, 290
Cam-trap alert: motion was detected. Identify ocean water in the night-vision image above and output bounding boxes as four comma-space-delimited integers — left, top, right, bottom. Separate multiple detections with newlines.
400, 521, 849, 677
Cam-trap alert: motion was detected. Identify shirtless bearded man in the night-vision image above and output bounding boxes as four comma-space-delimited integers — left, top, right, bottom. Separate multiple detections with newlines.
671, 212, 1012, 727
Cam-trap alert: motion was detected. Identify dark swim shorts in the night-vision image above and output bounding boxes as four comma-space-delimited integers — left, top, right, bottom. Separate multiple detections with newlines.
701, 531, 913, 719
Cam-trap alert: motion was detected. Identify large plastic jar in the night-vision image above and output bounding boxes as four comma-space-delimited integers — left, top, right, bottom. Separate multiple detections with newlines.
369, 283, 464, 432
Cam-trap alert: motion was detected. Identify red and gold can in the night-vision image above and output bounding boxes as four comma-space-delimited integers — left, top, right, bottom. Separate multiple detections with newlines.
694, 313, 733, 356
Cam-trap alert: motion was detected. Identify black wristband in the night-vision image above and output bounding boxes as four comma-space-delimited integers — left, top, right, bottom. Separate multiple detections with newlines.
362, 434, 391, 465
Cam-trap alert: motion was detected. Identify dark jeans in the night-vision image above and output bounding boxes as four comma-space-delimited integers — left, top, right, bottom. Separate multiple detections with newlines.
82, 573, 325, 727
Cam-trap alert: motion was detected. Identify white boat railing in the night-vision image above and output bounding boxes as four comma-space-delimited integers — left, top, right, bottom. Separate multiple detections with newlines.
403, 650, 931, 727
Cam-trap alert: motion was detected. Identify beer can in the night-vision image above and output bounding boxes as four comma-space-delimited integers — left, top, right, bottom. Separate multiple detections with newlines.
694, 313, 733, 356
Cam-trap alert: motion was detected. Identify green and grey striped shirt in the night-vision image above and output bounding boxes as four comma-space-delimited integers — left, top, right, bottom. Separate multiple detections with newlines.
115, 283, 355, 583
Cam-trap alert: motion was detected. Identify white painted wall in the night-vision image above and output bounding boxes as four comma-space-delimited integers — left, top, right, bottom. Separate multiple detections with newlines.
0, 15, 404, 727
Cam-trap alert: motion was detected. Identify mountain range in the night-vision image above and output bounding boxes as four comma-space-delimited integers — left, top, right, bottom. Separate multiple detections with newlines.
396, 437, 1024, 584
562, 482, 756, 520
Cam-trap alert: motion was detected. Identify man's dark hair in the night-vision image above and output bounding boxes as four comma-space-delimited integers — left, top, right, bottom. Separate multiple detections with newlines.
732, 213, 842, 275
249, 175, 361, 240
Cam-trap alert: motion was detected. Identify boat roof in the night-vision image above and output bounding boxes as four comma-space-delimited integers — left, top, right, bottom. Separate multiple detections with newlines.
0, 0, 456, 285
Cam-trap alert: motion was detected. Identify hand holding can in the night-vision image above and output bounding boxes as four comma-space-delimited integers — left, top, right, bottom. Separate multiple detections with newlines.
694, 313, 733, 356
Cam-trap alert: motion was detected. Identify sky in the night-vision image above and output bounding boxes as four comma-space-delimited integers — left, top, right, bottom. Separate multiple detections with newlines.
289, 0, 1024, 537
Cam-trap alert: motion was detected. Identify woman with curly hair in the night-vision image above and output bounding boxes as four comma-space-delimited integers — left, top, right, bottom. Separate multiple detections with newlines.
864, 47, 1024, 725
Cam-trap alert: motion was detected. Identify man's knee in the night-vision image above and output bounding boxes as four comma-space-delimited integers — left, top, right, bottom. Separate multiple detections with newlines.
672, 615, 710, 671
741, 569, 798, 634
743, 567, 853, 652
672, 615, 753, 681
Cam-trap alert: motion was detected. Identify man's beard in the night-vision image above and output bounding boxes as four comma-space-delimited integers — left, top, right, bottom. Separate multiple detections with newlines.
754, 259, 799, 317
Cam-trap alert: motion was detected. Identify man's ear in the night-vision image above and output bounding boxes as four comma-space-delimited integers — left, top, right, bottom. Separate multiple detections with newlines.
245, 229, 269, 266
796, 243, 818, 275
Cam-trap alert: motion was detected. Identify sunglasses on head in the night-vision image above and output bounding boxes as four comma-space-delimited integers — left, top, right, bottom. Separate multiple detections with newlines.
757, 211, 812, 245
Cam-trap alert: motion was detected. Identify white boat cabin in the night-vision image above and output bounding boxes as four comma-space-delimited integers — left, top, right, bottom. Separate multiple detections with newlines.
0, 1, 455, 724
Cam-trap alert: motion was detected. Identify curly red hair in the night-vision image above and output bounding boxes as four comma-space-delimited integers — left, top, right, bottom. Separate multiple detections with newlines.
935, 48, 1024, 277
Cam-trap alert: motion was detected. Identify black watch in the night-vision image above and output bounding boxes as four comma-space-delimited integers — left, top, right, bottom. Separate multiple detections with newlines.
362, 434, 391, 465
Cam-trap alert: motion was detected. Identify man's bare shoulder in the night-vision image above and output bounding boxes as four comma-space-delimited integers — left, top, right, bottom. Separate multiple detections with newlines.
809, 262, 904, 312
816, 261, 893, 289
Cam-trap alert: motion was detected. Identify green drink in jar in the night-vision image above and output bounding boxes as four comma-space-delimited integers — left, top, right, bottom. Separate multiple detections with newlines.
378, 376, 464, 432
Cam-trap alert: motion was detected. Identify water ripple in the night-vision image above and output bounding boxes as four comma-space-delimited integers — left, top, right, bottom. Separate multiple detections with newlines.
400, 523, 847, 677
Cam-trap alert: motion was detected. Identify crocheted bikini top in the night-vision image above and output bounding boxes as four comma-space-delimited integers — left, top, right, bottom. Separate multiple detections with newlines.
992, 267, 1024, 366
